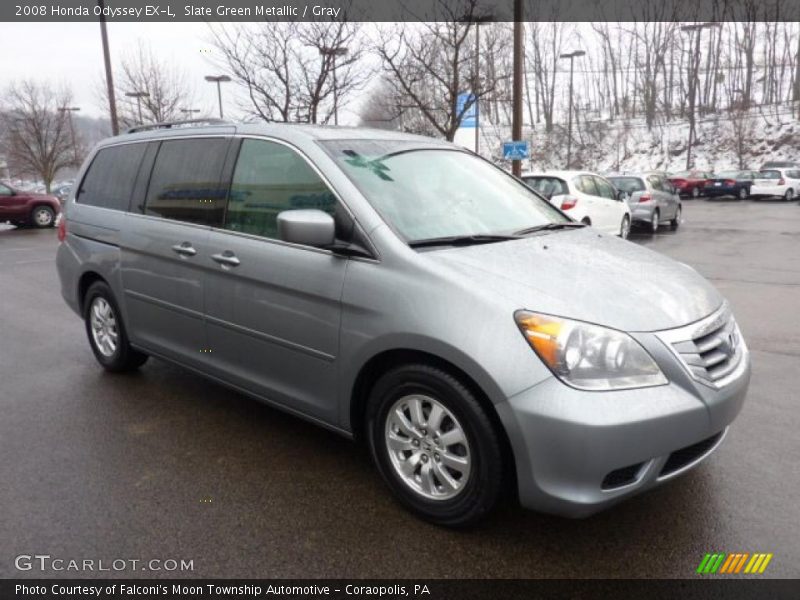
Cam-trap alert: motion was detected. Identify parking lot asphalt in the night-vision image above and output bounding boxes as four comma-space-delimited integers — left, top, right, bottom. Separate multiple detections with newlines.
1, 199, 798, 579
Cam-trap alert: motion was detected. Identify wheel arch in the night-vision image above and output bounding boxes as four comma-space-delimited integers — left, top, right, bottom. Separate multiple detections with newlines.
77, 270, 108, 313
348, 347, 517, 491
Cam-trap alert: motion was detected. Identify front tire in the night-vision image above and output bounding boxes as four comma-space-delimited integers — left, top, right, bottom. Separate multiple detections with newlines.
670, 206, 681, 230
84, 281, 148, 372
31, 205, 55, 228
619, 215, 630, 239
366, 364, 504, 527
650, 210, 660, 234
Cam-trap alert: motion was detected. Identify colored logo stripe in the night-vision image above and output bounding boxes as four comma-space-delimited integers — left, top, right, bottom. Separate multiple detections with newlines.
698, 552, 773, 574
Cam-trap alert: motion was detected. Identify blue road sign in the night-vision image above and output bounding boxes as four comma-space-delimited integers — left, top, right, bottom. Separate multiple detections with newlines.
457, 92, 477, 128
503, 141, 529, 160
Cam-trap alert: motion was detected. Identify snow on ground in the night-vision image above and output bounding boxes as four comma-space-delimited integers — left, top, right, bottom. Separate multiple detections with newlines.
458, 103, 800, 174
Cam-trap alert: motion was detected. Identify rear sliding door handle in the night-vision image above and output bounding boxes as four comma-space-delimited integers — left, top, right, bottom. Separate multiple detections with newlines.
211, 251, 241, 268
171, 242, 197, 257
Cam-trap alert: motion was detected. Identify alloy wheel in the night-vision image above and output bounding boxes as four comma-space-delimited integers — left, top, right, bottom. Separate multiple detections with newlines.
89, 297, 118, 357
620, 216, 630, 239
34, 207, 53, 227
384, 394, 472, 501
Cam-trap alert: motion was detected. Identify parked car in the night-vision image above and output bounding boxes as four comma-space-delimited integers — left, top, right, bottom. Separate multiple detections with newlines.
750, 168, 800, 200
522, 170, 632, 238
56, 122, 750, 526
52, 184, 73, 203
607, 173, 682, 233
668, 170, 714, 198
759, 161, 799, 170
0, 181, 61, 227
703, 170, 758, 200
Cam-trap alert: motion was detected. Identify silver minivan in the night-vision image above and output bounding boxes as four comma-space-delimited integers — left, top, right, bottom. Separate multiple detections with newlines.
56, 122, 750, 526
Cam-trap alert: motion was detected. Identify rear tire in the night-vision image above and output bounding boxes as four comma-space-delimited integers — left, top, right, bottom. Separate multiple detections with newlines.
83, 281, 148, 372
31, 205, 55, 228
366, 364, 504, 527
739, 187, 748, 200
785, 188, 794, 201
691, 187, 700, 199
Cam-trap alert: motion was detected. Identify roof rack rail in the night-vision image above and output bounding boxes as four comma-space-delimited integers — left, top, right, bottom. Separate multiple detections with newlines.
125, 118, 232, 134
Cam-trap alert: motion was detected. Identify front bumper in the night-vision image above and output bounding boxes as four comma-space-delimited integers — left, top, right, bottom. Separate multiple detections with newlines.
496, 314, 750, 518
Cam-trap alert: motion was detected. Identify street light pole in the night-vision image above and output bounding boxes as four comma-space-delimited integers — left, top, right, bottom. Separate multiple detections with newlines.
205, 75, 231, 119
319, 47, 348, 125
559, 50, 585, 169
97, 0, 118, 135
681, 23, 720, 170
511, 0, 523, 177
125, 91, 149, 125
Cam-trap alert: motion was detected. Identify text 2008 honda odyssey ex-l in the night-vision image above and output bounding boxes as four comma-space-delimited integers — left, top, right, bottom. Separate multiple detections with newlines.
56, 122, 750, 526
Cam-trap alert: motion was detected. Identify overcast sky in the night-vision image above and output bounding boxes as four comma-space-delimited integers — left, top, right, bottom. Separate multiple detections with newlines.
0, 22, 363, 124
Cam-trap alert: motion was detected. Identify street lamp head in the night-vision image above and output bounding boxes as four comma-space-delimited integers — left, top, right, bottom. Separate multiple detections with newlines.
319, 47, 348, 57
560, 50, 586, 59
125, 91, 149, 99
59, 107, 81, 112
681, 22, 722, 33
205, 75, 231, 83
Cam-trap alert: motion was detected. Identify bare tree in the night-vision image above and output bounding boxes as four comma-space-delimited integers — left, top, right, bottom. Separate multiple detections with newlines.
374, 1, 508, 141
0, 81, 79, 191
209, 20, 369, 124
98, 41, 194, 128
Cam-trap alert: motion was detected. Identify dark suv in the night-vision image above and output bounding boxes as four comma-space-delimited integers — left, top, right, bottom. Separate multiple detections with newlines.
0, 182, 61, 228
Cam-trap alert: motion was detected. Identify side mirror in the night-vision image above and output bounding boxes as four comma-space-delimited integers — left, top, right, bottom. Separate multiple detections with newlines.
277, 209, 335, 248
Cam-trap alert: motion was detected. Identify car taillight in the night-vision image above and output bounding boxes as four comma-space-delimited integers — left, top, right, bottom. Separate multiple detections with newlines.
778, 178, 786, 185
638, 194, 652, 203
725, 179, 736, 186
560, 197, 577, 210
672, 179, 686, 187
57, 216, 66, 242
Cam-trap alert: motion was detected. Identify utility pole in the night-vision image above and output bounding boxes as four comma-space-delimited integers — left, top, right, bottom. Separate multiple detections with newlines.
559, 50, 585, 169
97, 0, 118, 135
205, 75, 231, 119
125, 91, 149, 125
319, 47, 349, 125
511, 0, 523, 177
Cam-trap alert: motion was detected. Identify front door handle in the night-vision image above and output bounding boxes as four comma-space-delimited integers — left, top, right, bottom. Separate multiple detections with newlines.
211, 251, 241, 268
171, 242, 197, 257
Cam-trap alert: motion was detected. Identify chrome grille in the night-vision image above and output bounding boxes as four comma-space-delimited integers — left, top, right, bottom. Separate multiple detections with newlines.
656, 304, 746, 389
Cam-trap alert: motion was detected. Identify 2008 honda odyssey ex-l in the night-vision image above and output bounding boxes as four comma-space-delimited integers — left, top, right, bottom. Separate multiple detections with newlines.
56, 121, 750, 526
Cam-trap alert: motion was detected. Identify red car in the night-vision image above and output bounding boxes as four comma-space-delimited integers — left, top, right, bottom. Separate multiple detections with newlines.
668, 170, 714, 198
0, 182, 61, 228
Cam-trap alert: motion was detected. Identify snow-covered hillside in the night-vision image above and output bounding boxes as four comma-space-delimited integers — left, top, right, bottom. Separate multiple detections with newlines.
459, 103, 800, 174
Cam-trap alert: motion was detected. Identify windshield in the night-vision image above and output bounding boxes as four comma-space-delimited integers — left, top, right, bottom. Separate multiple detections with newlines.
321, 140, 568, 242
715, 171, 739, 179
608, 177, 645, 193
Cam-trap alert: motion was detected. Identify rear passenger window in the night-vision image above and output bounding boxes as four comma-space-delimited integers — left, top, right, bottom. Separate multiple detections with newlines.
593, 176, 616, 199
77, 143, 147, 211
145, 139, 229, 226
576, 176, 598, 196
224, 139, 337, 240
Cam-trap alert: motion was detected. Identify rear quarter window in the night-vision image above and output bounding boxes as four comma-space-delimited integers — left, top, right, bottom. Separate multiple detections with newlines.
76, 143, 147, 211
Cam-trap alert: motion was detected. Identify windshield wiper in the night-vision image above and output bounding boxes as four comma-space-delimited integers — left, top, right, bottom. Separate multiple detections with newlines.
513, 222, 586, 236
408, 234, 520, 248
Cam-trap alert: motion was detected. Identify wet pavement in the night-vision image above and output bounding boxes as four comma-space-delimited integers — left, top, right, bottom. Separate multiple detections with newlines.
1, 198, 798, 578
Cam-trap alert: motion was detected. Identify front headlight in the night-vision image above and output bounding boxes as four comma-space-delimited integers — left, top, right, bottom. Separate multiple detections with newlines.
514, 311, 668, 391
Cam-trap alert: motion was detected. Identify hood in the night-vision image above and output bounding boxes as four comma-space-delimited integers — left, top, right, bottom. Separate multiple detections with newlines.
426, 229, 722, 332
